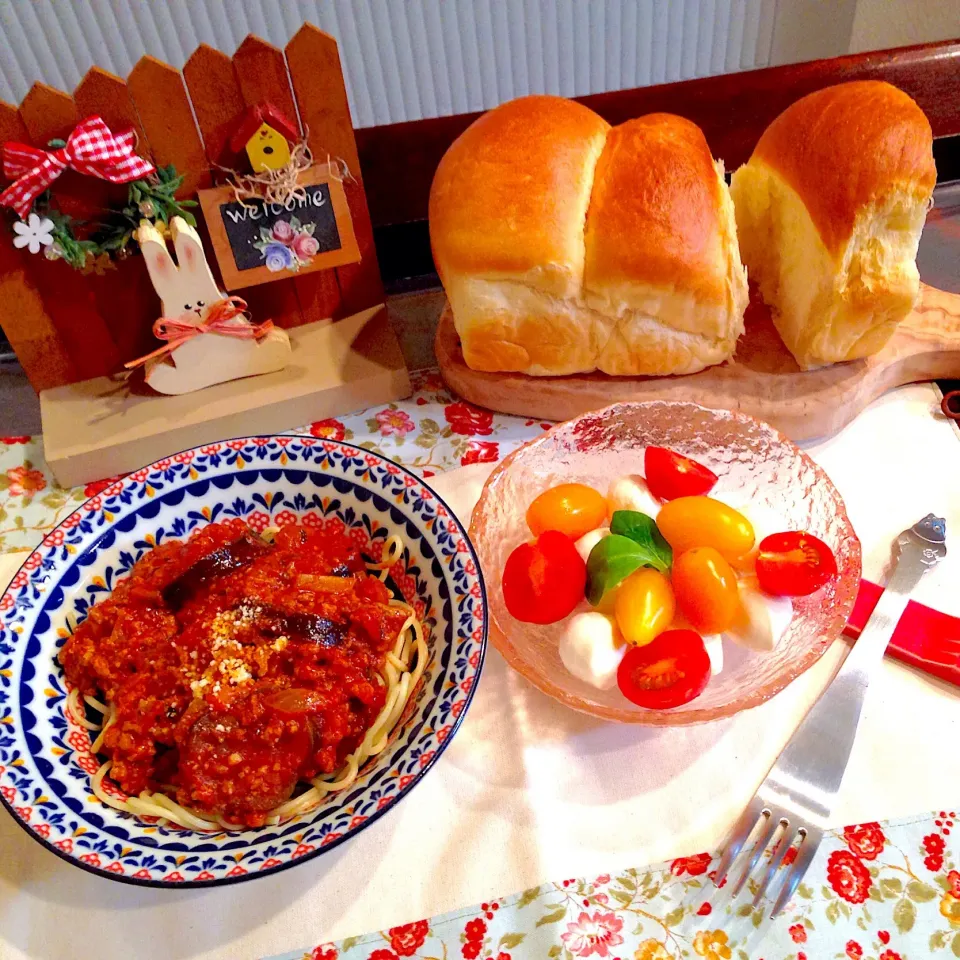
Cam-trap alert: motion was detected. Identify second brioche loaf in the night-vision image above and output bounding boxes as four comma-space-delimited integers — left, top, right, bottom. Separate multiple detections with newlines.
730, 81, 935, 369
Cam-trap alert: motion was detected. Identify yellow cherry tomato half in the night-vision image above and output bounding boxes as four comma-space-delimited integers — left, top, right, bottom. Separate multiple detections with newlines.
526, 483, 608, 541
614, 568, 676, 647
655, 496, 755, 561
671, 547, 740, 634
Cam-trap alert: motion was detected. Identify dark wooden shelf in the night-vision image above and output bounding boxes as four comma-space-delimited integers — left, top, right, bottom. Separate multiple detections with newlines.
358, 39, 960, 231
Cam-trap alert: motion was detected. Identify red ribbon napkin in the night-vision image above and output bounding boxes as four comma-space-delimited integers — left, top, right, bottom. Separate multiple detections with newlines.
845, 579, 960, 686
0, 115, 155, 218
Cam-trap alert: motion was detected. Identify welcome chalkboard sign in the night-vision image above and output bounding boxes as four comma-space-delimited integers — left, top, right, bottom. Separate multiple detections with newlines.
198, 165, 361, 290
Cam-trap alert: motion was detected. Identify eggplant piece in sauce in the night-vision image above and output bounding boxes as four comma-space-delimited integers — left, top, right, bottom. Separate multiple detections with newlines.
162, 532, 272, 612
233, 600, 348, 648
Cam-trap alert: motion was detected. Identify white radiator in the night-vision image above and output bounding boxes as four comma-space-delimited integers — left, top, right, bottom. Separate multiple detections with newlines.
0, 0, 780, 128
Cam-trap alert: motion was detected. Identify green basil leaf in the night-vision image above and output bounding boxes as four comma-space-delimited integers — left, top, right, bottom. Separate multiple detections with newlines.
609, 510, 672, 573
585, 535, 646, 606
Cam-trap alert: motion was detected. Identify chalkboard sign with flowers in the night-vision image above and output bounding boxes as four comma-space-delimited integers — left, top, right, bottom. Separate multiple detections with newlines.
197, 164, 360, 290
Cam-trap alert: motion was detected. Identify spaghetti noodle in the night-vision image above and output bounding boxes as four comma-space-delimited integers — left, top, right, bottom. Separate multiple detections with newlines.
60, 520, 428, 832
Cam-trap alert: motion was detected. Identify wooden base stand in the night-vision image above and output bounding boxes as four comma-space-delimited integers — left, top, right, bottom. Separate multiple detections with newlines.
41, 305, 410, 487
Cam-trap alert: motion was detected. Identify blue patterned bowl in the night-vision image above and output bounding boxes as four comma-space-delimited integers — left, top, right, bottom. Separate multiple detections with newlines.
0, 436, 486, 886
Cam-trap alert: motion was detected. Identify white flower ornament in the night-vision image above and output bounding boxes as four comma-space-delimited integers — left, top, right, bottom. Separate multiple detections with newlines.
12, 213, 55, 254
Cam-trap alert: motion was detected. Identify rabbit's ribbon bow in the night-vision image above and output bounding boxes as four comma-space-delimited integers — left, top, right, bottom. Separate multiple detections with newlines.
124, 297, 275, 370
0, 115, 155, 218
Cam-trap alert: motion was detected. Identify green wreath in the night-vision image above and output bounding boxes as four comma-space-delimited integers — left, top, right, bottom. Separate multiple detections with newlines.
22, 158, 197, 272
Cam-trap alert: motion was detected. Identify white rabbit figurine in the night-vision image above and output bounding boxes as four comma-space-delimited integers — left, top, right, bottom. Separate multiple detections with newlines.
136, 217, 290, 395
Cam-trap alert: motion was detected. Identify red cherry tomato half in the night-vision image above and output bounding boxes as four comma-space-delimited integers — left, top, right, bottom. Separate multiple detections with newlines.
502, 530, 586, 624
616, 629, 711, 709
644, 447, 718, 500
754, 531, 838, 596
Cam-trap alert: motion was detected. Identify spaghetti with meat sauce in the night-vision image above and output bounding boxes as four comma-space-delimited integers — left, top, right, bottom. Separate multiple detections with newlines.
59, 519, 427, 830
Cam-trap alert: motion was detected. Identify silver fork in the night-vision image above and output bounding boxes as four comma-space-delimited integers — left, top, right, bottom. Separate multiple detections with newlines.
713, 514, 947, 917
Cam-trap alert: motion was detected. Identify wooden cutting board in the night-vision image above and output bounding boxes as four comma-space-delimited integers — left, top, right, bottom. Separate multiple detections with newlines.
435, 283, 960, 441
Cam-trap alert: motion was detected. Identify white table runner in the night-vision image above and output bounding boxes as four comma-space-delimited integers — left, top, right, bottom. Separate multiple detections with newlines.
1, 384, 958, 960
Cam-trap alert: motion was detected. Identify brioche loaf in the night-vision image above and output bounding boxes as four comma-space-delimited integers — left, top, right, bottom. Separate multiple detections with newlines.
730, 81, 935, 369
429, 96, 748, 377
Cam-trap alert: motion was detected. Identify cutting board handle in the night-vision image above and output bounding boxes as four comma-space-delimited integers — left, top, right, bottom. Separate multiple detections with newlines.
910, 284, 960, 341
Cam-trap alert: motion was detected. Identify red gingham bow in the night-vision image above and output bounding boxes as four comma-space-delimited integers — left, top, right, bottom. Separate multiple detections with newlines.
0, 115, 155, 218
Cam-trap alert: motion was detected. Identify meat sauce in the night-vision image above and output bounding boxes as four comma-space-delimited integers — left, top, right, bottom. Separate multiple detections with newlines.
59, 519, 409, 826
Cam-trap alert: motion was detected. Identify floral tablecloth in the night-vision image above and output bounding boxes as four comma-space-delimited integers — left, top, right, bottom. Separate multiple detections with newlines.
0, 369, 548, 556
2, 372, 958, 960
269, 809, 960, 960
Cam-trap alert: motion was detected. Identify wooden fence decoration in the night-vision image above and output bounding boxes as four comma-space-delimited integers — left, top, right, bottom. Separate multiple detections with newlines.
0, 25, 383, 393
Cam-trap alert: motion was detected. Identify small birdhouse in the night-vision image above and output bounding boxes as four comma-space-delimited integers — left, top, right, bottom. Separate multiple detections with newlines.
229, 102, 299, 173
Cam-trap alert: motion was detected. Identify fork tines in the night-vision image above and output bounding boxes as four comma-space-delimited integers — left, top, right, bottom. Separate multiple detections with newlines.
713, 798, 822, 916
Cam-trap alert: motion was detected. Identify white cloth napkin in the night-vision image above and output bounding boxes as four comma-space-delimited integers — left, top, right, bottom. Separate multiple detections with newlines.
1, 384, 958, 960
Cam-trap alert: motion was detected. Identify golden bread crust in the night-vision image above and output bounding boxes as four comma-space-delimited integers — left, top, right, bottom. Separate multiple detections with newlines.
428, 95, 609, 296
750, 80, 935, 254
585, 114, 729, 307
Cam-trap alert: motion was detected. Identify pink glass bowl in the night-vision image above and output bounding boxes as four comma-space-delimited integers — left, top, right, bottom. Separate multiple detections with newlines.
470, 401, 861, 725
